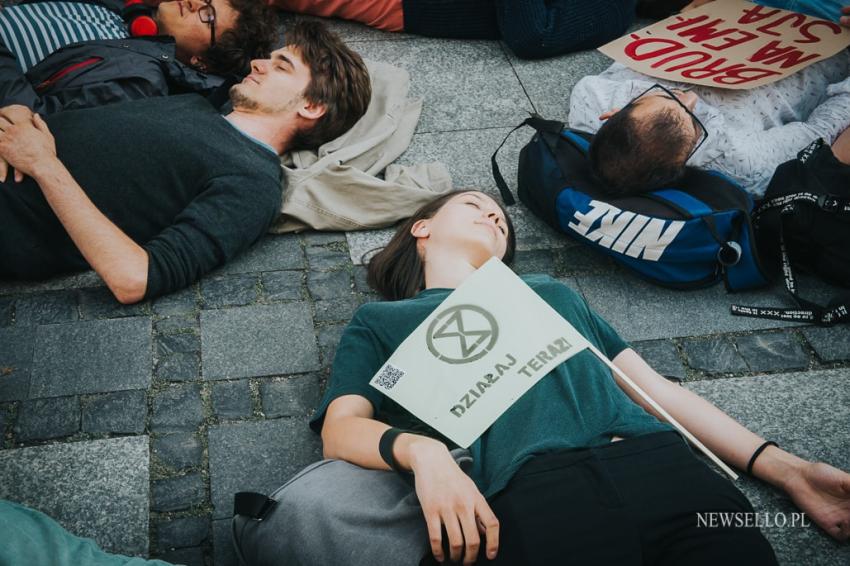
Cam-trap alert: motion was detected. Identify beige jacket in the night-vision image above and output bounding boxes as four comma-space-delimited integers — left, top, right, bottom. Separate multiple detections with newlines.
270, 60, 453, 233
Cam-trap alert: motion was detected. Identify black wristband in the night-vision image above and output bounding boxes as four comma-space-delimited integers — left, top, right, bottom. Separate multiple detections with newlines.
746, 441, 778, 477
379, 427, 406, 472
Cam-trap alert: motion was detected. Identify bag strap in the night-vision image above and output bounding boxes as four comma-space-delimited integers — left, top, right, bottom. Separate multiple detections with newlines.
752, 191, 850, 222
491, 113, 565, 206
731, 201, 850, 325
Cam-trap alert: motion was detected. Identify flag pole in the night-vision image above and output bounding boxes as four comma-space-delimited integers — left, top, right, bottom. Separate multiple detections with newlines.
586, 343, 739, 480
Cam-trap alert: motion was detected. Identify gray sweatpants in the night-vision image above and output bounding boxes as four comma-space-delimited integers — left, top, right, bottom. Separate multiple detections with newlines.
231, 459, 428, 566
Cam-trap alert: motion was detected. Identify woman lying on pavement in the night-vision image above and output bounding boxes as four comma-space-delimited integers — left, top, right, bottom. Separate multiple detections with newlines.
235, 190, 850, 566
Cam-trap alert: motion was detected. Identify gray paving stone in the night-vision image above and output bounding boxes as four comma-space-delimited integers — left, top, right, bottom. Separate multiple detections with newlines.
261, 375, 322, 418
307, 269, 352, 300
306, 245, 350, 271
735, 333, 809, 373
154, 314, 199, 335
151, 384, 204, 432
0, 436, 150, 554
78, 287, 149, 319
14, 396, 80, 442
505, 46, 612, 121
30, 317, 152, 398
512, 249, 556, 276
557, 244, 617, 274
0, 326, 35, 402
152, 433, 203, 471
208, 419, 322, 518
303, 231, 347, 246
345, 228, 393, 266
353, 40, 531, 133
14, 291, 78, 325
151, 473, 206, 512
201, 274, 260, 309
0, 270, 103, 295
152, 285, 200, 316
802, 326, 850, 362
353, 266, 371, 294
261, 270, 303, 301
631, 340, 686, 381
156, 352, 201, 382
217, 235, 304, 274
317, 323, 346, 368
686, 369, 850, 566
201, 303, 320, 380
212, 380, 253, 419
157, 333, 201, 357
314, 296, 361, 323
81, 390, 146, 435
574, 270, 812, 342
212, 517, 238, 566
154, 515, 211, 553
154, 547, 206, 566
0, 296, 13, 326
681, 337, 748, 374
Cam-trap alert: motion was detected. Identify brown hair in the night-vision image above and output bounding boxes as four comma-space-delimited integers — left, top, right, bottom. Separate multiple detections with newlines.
366, 191, 517, 301
201, 0, 278, 76
589, 104, 690, 197
285, 21, 372, 150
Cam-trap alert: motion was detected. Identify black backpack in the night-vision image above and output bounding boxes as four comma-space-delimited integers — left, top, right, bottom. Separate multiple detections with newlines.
732, 139, 850, 325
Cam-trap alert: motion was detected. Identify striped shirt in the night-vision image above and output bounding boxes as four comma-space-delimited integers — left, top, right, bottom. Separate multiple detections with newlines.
0, 1, 128, 72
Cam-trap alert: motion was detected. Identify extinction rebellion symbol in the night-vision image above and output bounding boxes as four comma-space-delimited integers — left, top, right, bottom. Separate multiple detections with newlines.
426, 305, 499, 364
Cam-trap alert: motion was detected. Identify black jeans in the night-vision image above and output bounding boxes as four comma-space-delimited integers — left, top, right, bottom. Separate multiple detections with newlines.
424, 432, 778, 565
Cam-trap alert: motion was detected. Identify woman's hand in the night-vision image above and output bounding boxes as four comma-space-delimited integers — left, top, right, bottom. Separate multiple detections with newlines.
407, 438, 499, 564
782, 460, 850, 541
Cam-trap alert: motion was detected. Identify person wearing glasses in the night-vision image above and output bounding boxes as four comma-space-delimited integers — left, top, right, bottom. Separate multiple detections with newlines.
566, 47, 850, 198
0, 21, 372, 304
0, 0, 277, 114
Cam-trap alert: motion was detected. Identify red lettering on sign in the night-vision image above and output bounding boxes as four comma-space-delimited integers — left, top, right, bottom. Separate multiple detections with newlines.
704, 29, 758, 51
749, 40, 819, 69
680, 58, 743, 80
624, 35, 685, 61
652, 51, 712, 72
797, 20, 842, 44
757, 13, 806, 36
714, 68, 782, 85
737, 5, 781, 25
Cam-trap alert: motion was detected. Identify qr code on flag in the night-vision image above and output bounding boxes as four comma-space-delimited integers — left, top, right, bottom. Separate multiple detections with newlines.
375, 364, 405, 390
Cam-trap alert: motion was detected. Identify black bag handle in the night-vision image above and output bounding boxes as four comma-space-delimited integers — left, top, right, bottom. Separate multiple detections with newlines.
731, 198, 850, 326
491, 113, 565, 206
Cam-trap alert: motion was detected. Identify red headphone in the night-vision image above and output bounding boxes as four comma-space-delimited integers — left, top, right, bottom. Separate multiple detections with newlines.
123, 0, 158, 37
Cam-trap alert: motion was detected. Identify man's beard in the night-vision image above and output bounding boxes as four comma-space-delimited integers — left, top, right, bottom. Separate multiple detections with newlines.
229, 84, 301, 114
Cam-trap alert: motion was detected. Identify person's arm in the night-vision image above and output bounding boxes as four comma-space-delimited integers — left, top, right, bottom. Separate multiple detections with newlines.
0, 105, 148, 303
699, 74, 850, 194
612, 348, 850, 541
322, 395, 500, 565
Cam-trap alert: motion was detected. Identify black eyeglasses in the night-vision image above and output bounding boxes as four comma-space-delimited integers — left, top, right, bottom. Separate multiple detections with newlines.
625, 83, 708, 161
199, 0, 217, 47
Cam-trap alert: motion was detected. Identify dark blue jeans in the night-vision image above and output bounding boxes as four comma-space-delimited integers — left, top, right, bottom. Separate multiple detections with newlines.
496, 0, 638, 59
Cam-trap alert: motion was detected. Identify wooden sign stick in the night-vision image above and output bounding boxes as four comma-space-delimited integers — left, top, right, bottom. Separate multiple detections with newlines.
586, 343, 739, 480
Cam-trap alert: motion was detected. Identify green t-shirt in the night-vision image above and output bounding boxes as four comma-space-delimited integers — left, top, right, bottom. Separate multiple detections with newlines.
311, 274, 673, 497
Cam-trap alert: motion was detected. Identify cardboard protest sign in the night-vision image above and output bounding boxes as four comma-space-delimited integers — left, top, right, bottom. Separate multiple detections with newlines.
599, 0, 850, 89
369, 257, 591, 448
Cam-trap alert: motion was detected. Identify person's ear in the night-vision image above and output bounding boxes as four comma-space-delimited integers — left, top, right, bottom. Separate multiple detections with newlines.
297, 99, 326, 121
599, 108, 620, 121
411, 219, 430, 239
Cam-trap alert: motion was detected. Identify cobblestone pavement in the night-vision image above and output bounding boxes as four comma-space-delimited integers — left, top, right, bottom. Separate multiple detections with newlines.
1, 13, 849, 566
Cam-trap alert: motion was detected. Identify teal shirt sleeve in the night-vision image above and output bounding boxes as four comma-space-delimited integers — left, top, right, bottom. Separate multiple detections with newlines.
584, 301, 630, 359
309, 306, 387, 434
0, 500, 172, 566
